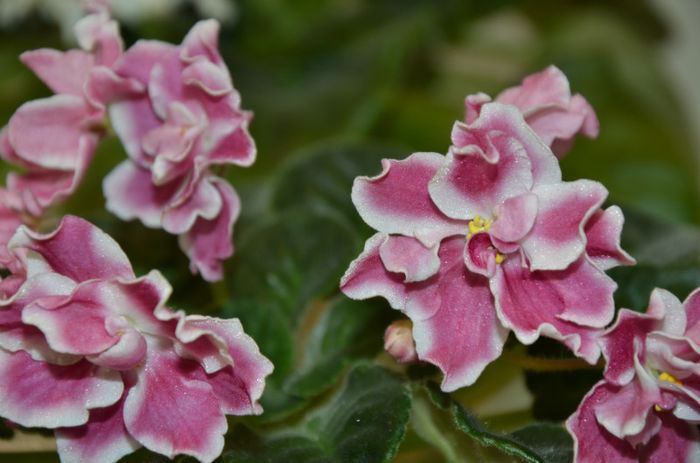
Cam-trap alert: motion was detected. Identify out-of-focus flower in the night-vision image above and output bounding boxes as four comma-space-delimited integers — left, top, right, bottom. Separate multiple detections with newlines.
464, 65, 599, 158
341, 100, 633, 391
567, 288, 700, 462
0, 0, 140, 218
0, 215, 273, 463
0, 0, 236, 43
103, 18, 255, 281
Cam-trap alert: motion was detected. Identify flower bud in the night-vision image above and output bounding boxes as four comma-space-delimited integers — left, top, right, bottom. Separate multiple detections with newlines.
384, 319, 418, 363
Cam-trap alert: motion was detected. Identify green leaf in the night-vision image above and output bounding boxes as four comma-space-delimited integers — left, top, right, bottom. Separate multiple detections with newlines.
283, 295, 394, 397
224, 364, 412, 463
270, 141, 409, 229
421, 381, 574, 463
508, 423, 573, 463
226, 208, 360, 322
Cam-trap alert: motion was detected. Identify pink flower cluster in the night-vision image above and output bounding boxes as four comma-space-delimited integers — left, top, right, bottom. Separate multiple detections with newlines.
341, 66, 634, 391
0, 216, 272, 463
0, 1, 254, 281
567, 288, 700, 462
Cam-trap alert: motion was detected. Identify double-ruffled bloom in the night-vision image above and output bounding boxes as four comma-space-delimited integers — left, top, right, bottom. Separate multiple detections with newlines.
103, 18, 255, 282
341, 69, 633, 391
464, 65, 599, 158
0, 216, 272, 463
0, 0, 139, 218
566, 288, 700, 462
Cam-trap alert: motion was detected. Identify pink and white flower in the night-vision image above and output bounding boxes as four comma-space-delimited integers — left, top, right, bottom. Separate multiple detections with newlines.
341, 100, 633, 391
0, 215, 273, 463
0, 0, 140, 218
103, 18, 255, 282
464, 65, 599, 158
566, 288, 700, 463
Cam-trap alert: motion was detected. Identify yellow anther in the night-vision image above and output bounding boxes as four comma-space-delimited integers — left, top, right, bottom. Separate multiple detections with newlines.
659, 372, 683, 386
495, 253, 504, 264
467, 215, 493, 237
654, 404, 663, 412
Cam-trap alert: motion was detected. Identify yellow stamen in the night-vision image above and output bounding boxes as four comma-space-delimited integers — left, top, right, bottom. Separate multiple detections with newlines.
495, 253, 504, 264
654, 404, 663, 412
659, 372, 683, 386
467, 215, 493, 237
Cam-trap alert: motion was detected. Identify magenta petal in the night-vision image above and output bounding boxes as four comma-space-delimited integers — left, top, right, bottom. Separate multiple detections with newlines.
162, 176, 222, 234
566, 381, 638, 463
124, 346, 227, 463
340, 233, 414, 310
523, 180, 607, 271
429, 137, 533, 220
464, 232, 499, 278
178, 178, 239, 281
489, 193, 538, 243
379, 235, 440, 283
56, 397, 140, 463
0, 350, 122, 428
493, 257, 615, 362
182, 60, 232, 96
592, 365, 661, 440
180, 19, 222, 64
20, 49, 94, 96
685, 288, 700, 342
206, 113, 256, 167
103, 160, 179, 228
464, 92, 491, 124
642, 412, 700, 463
108, 98, 162, 167
172, 315, 273, 414
8, 215, 135, 282
496, 65, 571, 111
73, 7, 123, 67
451, 103, 561, 187
351, 152, 465, 246
411, 236, 507, 391
8, 94, 100, 170
584, 206, 636, 271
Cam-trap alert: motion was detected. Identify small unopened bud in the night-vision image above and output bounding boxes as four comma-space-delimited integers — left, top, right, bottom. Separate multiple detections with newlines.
384, 319, 418, 363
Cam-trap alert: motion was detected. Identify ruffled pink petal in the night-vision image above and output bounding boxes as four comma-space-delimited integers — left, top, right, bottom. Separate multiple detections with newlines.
642, 412, 700, 463
592, 364, 661, 440
73, 6, 123, 67
463, 232, 500, 278
20, 49, 94, 96
103, 160, 180, 228
8, 215, 135, 282
56, 396, 141, 463
351, 152, 464, 246
162, 175, 222, 234
412, 236, 507, 391
340, 233, 417, 311
0, 350, 123, 428
566, 381, 639, 463
379, 234, 440, 283
180, 19, 223, 65
7, 94, 101, 170
429, 136, 533, 220
496, 65, 572, 111
108, 99, 161, 167
584, 206, 636, 271
170, 315, 273, 414
124, 345, 227, 463
341, 233, 445, 323
600, 308, 659, 386
492, 256, 615, 362
177, 178, 239, 281
84, 66, 144, 107
522, 180, 607, 271
0, 198, 22, 267
451, 103, 561, 187
464, 92, 491, 124
182, 60, 232, 96
489, 192, 538, 243
682, 288, 700, 342
205, 109, 256, 167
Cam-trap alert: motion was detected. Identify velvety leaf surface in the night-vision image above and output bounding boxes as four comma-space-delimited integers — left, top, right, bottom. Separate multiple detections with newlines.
223, 364, 411, 463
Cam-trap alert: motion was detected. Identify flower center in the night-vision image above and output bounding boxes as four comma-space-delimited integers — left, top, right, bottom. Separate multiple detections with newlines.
467, 215, 493, 238
659, 372, 682, 386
